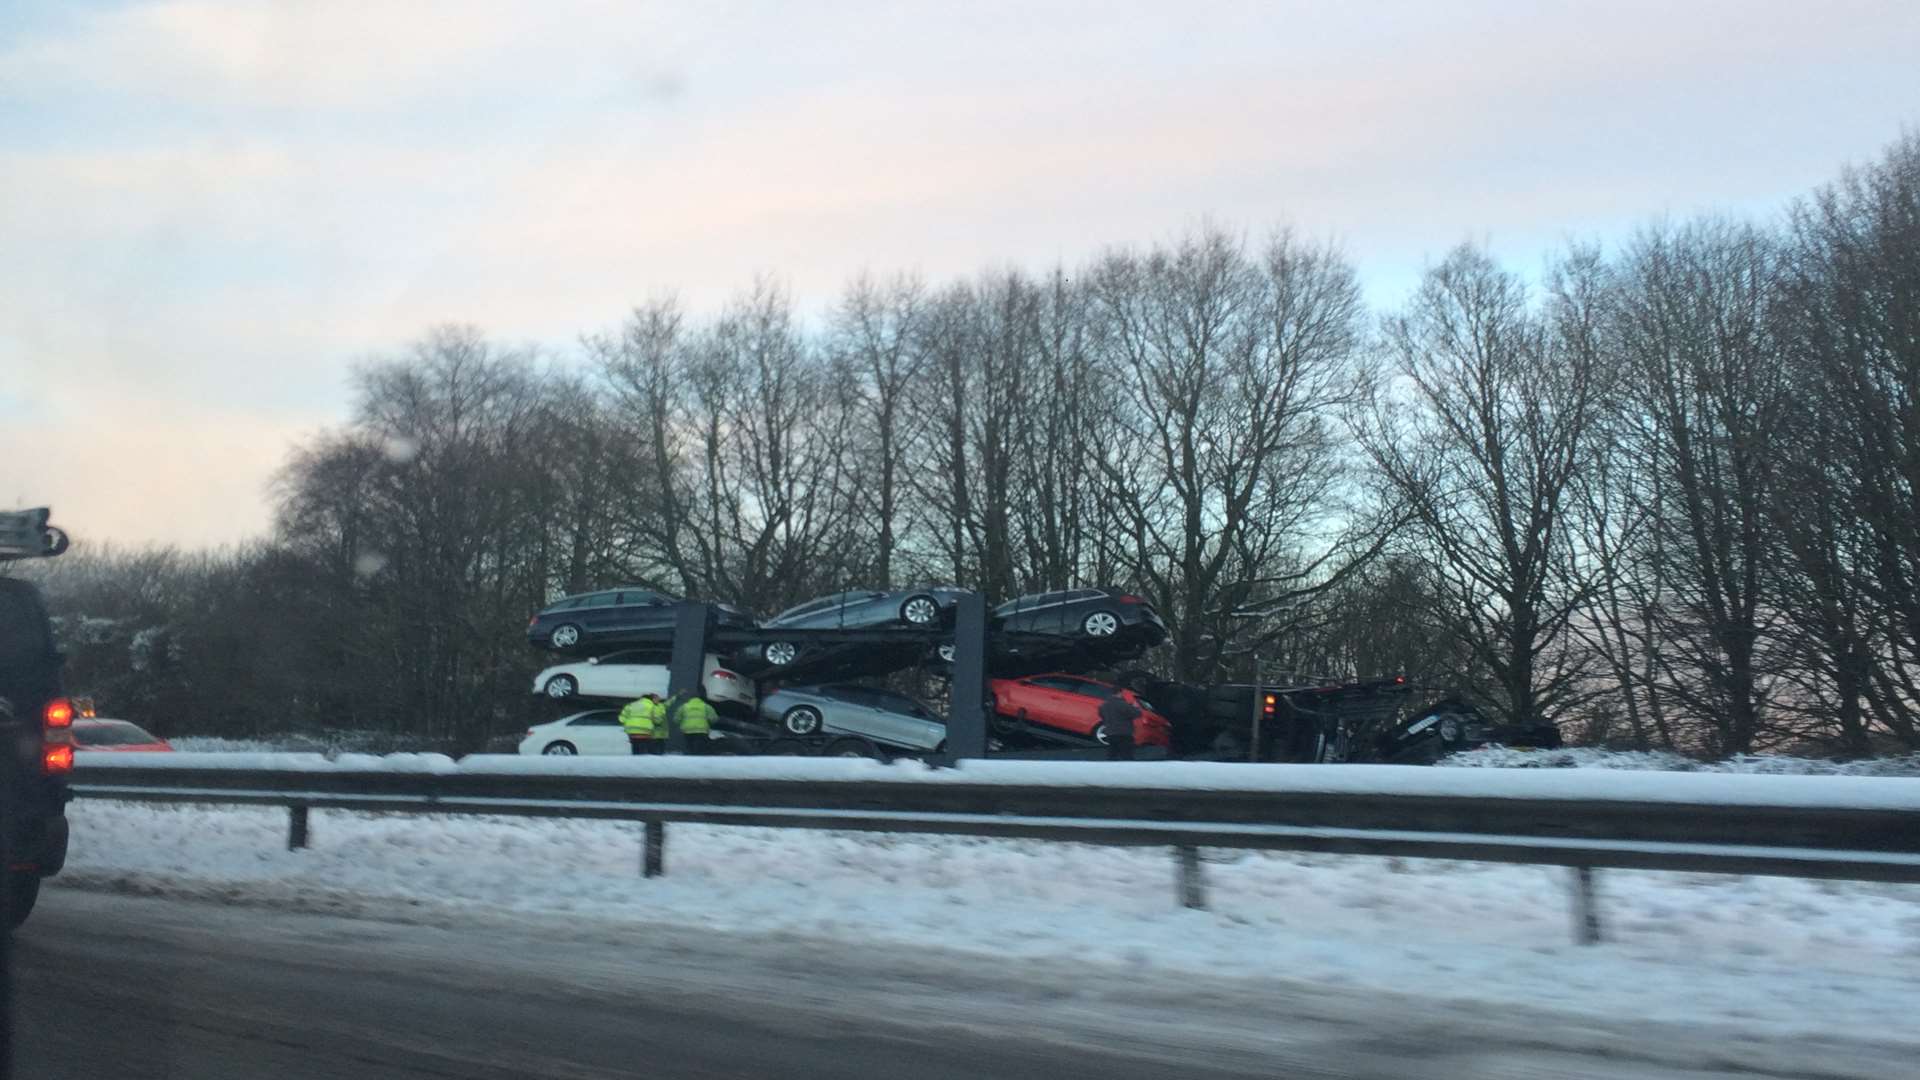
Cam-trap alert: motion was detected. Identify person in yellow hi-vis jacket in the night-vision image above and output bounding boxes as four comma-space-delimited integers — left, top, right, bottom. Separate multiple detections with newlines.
664, 689, 717, 754
620, 693, 665, 755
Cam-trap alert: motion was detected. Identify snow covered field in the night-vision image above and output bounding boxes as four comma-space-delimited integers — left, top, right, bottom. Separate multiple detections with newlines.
1443, 745, 1920, 776
58, 798, 1920, 1048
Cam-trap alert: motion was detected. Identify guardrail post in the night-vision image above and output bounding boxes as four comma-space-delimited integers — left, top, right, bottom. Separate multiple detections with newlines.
1571, 866, 1600, 945
643, 821, 665, 878
1176, 845, 1206, 909
288, 805, 310, 851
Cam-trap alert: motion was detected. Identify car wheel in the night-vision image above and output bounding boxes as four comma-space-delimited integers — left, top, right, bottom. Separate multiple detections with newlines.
900, 593, 940, 626
936, 642, 957, 663
764, 641, 799, 666
7, 873, 39, 930
826, 736, 883, 759
1438, 715, 1464, 744
549, 623, 583, 649
782, 705, 824, 736
544, 674, 578, 699
542, 741, 578, 755
1092, 720, 1113, 746
1082, 610, 1121, 637
990, 710, 1020, 735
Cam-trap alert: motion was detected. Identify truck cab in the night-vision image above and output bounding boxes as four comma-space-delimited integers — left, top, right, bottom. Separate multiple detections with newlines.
0, 509, 76, 927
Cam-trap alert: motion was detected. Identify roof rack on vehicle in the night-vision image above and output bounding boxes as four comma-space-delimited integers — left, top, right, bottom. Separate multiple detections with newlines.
0, 508, 70, 562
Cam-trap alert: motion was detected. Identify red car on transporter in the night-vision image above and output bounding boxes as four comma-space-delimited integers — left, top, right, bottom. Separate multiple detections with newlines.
987, 673, 1170, 747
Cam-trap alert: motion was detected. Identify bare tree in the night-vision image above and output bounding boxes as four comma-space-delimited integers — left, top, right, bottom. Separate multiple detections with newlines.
1612, 220, 1787, 754
1090, 227, 1370, 682
1359, 245, 1606, 728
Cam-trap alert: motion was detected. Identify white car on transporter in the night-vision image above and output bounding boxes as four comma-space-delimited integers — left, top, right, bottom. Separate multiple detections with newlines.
529, 650, 756, 713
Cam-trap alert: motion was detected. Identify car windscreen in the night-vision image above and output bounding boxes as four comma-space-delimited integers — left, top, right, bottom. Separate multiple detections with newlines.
74, 721, 161, 746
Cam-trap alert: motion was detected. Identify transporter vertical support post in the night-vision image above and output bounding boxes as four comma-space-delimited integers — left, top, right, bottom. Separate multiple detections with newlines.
946, 592, 990, 760
665, 602, 710, 755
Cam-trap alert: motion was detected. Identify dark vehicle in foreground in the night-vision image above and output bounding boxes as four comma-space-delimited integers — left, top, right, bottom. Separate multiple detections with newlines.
750, 586, 969, 673
72, 718, 173, 752
1123, 673, 1561, 763
1372, 699, 1562, 763
0, 508, 76, 928
989, 673, 1170, 748
528, 588, 754, 652
758, 683, 948, 753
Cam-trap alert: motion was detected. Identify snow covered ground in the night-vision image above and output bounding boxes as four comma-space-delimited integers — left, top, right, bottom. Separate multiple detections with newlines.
58, 798, 1920, 1049
1442, 745, 1920, 776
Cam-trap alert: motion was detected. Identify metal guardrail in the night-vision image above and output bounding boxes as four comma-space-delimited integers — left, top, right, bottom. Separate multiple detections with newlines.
69, 756, 1920, 944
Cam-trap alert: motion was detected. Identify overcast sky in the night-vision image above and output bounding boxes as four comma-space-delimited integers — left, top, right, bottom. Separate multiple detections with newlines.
2, 0, 1916, 548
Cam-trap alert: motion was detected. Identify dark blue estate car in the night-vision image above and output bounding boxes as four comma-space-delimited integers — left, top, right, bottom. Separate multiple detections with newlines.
527, 588, 754, 652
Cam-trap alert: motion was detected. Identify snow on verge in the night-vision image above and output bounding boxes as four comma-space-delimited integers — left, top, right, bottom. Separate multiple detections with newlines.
57, 800, 1920, 1047
1444, 745, 1920, 776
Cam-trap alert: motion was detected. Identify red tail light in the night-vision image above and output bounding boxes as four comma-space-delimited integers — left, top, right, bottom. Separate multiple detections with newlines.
528, 616, 539, 628
1394, 675, 1407, 684
710, 669, 739, 682
1116, 594, 1140, 604
43, 743, 74, 775
1263, 693, 1277, 716
43, 697, 74, 728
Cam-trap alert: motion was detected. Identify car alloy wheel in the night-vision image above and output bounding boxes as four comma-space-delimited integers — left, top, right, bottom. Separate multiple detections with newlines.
783, 705, 823, 736
543, 742, 577, 755
550, 624, 582, 649
901, 594, 940, 625
764, 641, 799, 666
1082, 611, 1121, 637
545, 675, 577, 699
1438, 715, 1463, 743
936, 642, 957, 663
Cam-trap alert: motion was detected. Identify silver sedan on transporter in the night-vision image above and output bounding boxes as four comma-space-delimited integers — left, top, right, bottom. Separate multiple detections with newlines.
758, 684, 948, 752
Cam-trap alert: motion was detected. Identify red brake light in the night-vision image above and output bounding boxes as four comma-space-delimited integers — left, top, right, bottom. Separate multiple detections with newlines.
44, 698, 74, 728
1394, 675, 1406, 684
710, 670, 738, 682
529, 616, 539, 628
1263, 693, 1277, 716
1116, 594, 1139, 604
43, 743, 74, 775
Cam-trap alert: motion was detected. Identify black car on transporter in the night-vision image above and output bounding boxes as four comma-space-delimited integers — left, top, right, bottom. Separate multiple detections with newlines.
742, 587, 971, 680
527, 588, 755, 652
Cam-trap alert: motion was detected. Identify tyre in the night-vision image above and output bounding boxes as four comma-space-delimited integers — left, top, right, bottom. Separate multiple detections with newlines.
8, 873, 40, 930
542, 741, 578, 755
1438, 714, 1464, 744
1081, 610, 1121, 637
782, 705, 824, 736
990, 710, 1020, 735
1091, 720, 1116, 746
763, 641, 799, 667
543, 674, 578, 699
825, 736, 883, 759
548, 623, 583, 650
936, 642, 957, 663
900, 593, 941, 626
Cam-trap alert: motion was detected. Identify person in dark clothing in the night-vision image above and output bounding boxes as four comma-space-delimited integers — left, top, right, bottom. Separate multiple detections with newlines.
1097, 692, 1140, 760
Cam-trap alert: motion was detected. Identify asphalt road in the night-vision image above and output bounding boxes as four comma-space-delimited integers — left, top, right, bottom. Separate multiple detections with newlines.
7, 887, 1910, 1079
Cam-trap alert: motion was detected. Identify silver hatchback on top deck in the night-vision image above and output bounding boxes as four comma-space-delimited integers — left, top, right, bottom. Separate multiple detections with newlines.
757, 684, 948, 752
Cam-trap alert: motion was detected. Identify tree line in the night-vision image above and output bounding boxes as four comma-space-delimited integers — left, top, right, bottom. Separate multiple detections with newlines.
26, 134, 1920, 757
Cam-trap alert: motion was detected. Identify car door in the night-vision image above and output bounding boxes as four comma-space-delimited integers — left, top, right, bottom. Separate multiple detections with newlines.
576, 592, 621, 639
1026, 675, 1096, 734
614, 591, 671, 632
580, 652, 665, 698
860, 689, 944, 750
565, 710, 629, 754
